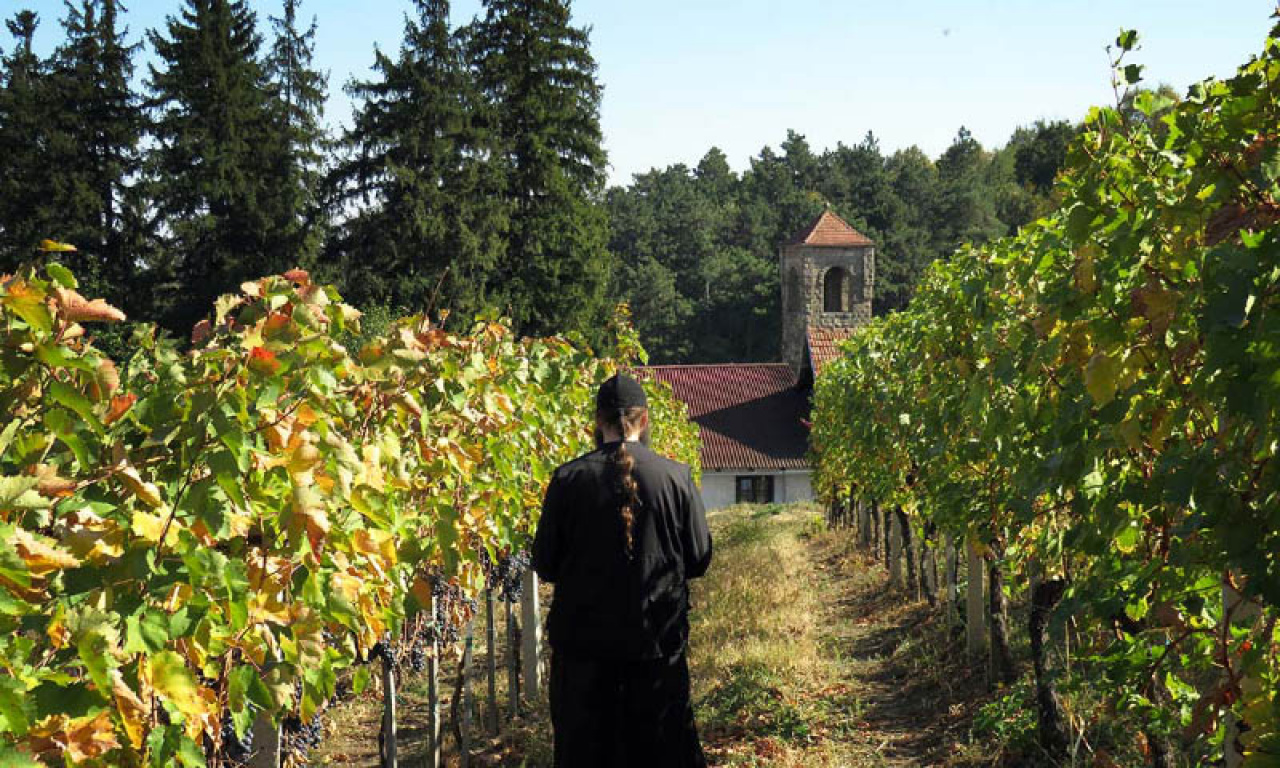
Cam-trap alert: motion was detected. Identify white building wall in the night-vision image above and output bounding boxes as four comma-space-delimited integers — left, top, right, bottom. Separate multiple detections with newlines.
698, 469, 814, 510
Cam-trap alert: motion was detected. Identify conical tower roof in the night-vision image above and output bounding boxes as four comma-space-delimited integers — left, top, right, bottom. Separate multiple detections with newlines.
788, 209, 874, 247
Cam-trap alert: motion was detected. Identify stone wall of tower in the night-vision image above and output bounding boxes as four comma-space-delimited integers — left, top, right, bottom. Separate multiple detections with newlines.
780, 243, 875, 373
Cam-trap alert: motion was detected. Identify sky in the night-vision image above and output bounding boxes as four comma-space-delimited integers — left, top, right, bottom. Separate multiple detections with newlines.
21, 0, 1279, 185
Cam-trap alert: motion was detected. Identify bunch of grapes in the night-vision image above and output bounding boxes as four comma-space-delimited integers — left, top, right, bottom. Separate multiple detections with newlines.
281, 713, 325, 764
496, 550, 530, 603
216, 712, 253, 766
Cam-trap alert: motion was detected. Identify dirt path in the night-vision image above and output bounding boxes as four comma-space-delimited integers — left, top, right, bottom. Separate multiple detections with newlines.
311, 504, 987, 767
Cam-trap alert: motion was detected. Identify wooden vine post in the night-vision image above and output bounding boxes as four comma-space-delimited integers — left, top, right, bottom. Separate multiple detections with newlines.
966, 537, 987, 662
246, 714, 281, 768
427, 599, 442, 768
945, 535, 959, 628
521, 569, 542, 705
888, 512, 904, 589
485, 588, 499, 735
460, 622, 474, 767
1224, 575, 1260, 768
381, 644, 398, 768
506, 597, 520, 720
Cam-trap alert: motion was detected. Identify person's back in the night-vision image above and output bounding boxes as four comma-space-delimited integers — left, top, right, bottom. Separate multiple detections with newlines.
532, 373, 712, 768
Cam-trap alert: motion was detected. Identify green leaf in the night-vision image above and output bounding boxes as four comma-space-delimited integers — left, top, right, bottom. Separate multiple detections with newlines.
47, 380, 102, 433
1115, 525, 1140, 554
0, 675, 32, 735
125, 610, 170, 654
0, 745, 42, 767
1122, 64, 1144, 85
46, 263, 78, 289
351, 666, 371, 696
1116, 29, 1138, 51
0, 477, 49, 511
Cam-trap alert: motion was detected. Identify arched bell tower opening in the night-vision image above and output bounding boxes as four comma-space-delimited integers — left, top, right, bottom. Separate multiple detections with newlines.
779, 209, 875, 376
823, 267, 850, 313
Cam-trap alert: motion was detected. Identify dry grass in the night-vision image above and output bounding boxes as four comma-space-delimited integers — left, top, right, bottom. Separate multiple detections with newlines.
311, 503, 994, 766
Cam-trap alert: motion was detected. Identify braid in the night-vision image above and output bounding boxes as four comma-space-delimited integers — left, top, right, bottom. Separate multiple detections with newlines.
614, 441, 639, 554
601, 406, 646, 556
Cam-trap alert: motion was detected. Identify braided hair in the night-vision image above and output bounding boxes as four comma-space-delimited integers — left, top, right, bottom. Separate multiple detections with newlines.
598, 406, 648, 555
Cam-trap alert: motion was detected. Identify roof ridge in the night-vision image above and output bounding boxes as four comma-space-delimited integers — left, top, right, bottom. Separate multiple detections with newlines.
640, 362, 794, 370
787, 208, 874, 247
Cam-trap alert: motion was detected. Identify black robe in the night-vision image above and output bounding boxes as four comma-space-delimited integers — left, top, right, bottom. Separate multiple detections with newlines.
533, 440, 713, 767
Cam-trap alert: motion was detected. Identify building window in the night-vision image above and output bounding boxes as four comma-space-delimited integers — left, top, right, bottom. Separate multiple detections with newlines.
823, 268, 849, 312
735, 475, 774, 504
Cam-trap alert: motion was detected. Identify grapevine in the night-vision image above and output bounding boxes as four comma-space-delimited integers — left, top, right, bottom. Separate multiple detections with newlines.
812, 25, 1280, 763
0, 265, 698, 765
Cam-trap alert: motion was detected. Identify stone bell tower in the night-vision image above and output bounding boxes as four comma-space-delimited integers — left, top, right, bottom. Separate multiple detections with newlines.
779, 209, 875, 376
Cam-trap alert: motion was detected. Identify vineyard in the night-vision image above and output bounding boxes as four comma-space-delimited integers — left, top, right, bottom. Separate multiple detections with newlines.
0, 261, 698, 765
813, 26, 1280, 767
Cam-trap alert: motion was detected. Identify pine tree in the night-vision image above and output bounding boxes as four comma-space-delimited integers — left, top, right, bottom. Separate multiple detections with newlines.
329, 0, 503, 319
468, 0, 612, 341
145, 0, 294, 332
265, 0, 328, 264
43, 0, 143, 307
0, 10, 55, 267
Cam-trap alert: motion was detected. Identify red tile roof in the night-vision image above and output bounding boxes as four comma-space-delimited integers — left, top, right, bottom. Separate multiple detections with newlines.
807, 327, 854, 377
638, 364, 809, 471
788, 209, 874, 247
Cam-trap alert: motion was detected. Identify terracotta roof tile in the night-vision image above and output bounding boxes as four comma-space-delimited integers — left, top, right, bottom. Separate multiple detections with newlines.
807, 327, 854, 377
637, 364, 809, 471
788, 209, 874, 247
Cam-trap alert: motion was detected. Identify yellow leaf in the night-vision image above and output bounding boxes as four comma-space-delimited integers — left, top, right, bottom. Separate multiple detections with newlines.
1084, 352, 1120, 406
131, 508, 170, 544
111, 670, 149, 749
147, 651, 214, 737
295, 402, 320, 427
117, 465, 163, 508
61, 508, 125, 562
12, 528, 80, 575
31, 464, 76, 498
47, 610, 71, 649
38, 239, 77, 253
27, 710, 119, 762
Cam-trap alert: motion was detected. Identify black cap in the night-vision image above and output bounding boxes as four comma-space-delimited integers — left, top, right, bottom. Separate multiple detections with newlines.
595, 373, 648, 412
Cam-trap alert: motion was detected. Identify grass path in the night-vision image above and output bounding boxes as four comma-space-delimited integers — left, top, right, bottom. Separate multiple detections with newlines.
312, 503, 989, 766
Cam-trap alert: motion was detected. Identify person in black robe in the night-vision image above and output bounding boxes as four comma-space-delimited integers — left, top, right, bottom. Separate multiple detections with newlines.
532, 372, 713, 768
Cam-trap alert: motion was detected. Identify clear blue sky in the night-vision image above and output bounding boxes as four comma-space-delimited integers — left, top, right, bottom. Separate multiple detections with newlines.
23, 0, 1278, 185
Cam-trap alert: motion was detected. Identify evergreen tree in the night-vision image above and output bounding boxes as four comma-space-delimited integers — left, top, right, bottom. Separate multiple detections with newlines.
43, 0, 143, 308
468, 0, 612, 341
0, 10, 55, 266
145, 0, 295, 332
328, 0, 502, 319
933, 126, 1004, 249
265, 0, 328, 265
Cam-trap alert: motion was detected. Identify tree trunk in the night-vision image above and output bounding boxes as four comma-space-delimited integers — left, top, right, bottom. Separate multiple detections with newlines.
988, 550, 1016, 685
1030, 579, 1069, 760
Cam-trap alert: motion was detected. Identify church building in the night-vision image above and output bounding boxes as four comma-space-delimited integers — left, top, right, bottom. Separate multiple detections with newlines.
641, 209, 875, 509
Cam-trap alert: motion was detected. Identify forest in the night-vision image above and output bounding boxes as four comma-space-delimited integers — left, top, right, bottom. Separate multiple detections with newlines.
0, 0, 1083, 362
